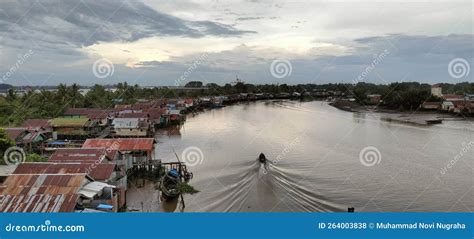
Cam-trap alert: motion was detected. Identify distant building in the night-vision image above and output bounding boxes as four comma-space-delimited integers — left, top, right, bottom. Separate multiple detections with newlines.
431, 84, 443, 97
451, 100, 466, 113
48, 148, 126, 208
21, 119, 52, 132
50, 116, 97, 140
464, 94, 474, 101
5, 128, 48, 153
421, 102, 441, 110
112, 118, 150, 137
367, 94, 382, 105
82, 138, 156, 167
64, 108, 112, 127
441, 101, 455, 111
442, 94, 464, 101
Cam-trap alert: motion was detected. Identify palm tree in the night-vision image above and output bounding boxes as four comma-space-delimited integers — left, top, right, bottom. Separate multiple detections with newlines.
68, 83, 82, 108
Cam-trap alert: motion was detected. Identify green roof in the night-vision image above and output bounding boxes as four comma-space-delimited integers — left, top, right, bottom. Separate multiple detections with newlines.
50, 116, 89, 127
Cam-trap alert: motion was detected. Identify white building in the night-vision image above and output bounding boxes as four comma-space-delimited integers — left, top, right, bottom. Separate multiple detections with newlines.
431, 84, 443, 97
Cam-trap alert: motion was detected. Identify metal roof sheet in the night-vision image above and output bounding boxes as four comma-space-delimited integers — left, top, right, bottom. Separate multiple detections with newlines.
0, 174, 87, 196
13, 162, 115, 181
0, 194, 78, 212
82, 138, 155, 151
117, 112, 149, 118
5, 128, 28, 141
21, 119, 51, 130
49, 148, 107, 162
78, 181, 115, 198
64, 108, 112, 120
112, 118, 140, 128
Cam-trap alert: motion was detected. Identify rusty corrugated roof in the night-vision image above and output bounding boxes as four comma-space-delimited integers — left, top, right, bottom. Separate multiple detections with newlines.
0, 194, 78, 212
147, 108, 166, 120
82, 138, 155, 151
49, 148, 107, 162
13, 162, 115, 181
64, 108, 112, 120
117, 112, 149, 118
0, 174, 87, 196
21, 119, 51, 130
5, 128, 28, 141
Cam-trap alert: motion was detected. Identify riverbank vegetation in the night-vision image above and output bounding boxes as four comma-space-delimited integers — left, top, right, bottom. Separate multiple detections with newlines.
1, 81, 473, 126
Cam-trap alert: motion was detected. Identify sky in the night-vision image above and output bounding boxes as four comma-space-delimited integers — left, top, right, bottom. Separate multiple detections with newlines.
0, 0, 472, 86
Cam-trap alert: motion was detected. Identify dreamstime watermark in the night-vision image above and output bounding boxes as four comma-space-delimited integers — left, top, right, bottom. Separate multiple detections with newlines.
273, 136, 302, 166
352, 49, 390, 85
448, 58, 470, 79
1, 50, 35, 83
175, 53, 209, 86
181, 146, 204, 167
270, 59, 292, 79
3, 146, 26, 165
4, 219, 85, 233
85, 141, 121, 174
440, 141, 473, 175
92, 58, 114, 79
359, 146, 382, 167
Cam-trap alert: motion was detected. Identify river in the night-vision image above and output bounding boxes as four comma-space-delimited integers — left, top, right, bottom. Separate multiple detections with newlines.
131, 100, 473, 212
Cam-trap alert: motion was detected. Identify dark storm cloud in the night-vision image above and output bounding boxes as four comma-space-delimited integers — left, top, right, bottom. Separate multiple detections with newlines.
0, 0, 254, 50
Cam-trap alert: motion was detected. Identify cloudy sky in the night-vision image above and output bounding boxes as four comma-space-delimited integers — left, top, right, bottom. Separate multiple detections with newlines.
0, 0, 472, 86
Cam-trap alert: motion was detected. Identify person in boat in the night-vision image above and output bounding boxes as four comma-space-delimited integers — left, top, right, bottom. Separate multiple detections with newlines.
258, 153, 267, 163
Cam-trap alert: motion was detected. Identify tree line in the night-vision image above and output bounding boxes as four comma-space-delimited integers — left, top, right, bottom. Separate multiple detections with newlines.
0, 81, 472, 126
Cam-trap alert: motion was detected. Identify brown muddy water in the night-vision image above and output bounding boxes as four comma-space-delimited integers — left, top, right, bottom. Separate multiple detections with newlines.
129, 100, 473, 212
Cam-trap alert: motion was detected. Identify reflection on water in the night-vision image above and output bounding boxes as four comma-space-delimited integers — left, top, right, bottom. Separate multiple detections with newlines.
157, 125, 183, 137
153, 101, 473, 212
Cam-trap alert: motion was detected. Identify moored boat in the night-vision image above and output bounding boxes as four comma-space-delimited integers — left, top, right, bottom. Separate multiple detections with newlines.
160, 169, 181, 200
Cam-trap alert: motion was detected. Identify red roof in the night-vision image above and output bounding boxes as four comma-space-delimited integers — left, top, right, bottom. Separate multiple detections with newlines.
468, 101, 474, 109
147, 108, 166, 120
451, 100, 466, 107
117, 112, 149, 118
105, 150, 119, 160
21, 119, 51, 130
4, 128, 45, 144
88, 112, 110, 120
49, 148, 108, 163
442, 94, 464, 100
64, 108, 95, 115
132, 102, 156, 110
5, 128, 28, 141
64, 108, 110, 120
82, 138, 155, 151
13, 162, 115, 181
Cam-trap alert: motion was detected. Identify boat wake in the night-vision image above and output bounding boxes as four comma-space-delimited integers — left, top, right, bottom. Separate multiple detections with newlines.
194, 160, 343, 212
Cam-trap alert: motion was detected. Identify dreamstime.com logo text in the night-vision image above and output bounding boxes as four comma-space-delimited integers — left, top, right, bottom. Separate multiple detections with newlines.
1, 49, 35, 83
352, 49, 390, 85
4, 220, 85, 233
440, 141, 474, 175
